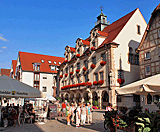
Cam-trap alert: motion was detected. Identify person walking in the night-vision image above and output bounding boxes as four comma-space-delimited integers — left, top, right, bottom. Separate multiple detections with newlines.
66, 103, 71, 125
87, 103, 92, 124
76, 103, 81, 128
81, 103, 87, 126
62, 102, 66, 117
71, 103, 75, 124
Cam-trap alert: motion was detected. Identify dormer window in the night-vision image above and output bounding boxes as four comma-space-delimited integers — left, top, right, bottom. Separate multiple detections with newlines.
41, 60, 44, 63
137, 25, 141, 35
54, 61, 57, 64
48, 61, 52, 64
59, 62, 61, 65
50, 65, 56, 71
33, 63, 40, 71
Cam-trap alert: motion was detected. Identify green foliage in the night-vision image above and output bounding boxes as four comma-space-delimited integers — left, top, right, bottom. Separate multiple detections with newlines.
92, 101, 98, 106
85, 100, 89, 104
55, 97, 60, 101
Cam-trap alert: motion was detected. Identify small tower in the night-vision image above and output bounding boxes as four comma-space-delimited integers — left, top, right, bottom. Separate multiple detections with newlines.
95, 6, 109, 31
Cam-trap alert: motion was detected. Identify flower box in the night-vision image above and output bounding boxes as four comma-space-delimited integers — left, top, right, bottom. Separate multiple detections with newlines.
64, 60, 68, 63
98, 80, 104, 85
90, 64, 96, 69
82, 82, 86, 86
83, 67, 87, 71
86, 82, 92, 86
76, 54, 80, 58
77, 83, 81, 87
76, 69, 80, 73
65, 73, 68, 77
61, 87, 64, 90
91, 46, 96, 51
117, 79, 125, 84
72, 84, 76, 87
59, 75, 63, 78
100, 61, 106, 66
93, 81, 98, 85
70, 71, 74, 75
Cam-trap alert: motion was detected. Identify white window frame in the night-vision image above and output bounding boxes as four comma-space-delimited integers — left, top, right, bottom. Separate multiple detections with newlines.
42, 87, 47, 92
145, 66, 150, 75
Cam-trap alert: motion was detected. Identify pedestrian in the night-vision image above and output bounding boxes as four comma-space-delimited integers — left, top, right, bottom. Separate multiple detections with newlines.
87, 103, 92, 124
71, 103, 75, 124
76, 103, 81, 128
66, 103, 71, 125
62, 102, 66, 117
81, 103, 87, 126
106, 103, 112, 111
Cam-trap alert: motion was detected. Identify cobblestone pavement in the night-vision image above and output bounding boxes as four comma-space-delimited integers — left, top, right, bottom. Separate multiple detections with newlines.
3, 109, 122, 132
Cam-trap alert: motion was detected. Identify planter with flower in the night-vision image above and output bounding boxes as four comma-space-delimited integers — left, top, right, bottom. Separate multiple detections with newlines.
76, 69, 80, 73
93, 81, 98, 85
117, 78, 125, 85
65, 73, 68, 77
83, 67, 87, 71
59, 75, 63, 78
100, 61, 106, 66
76, 54, 80, 58
91, 46, 96, 51
90, 64, 96, 69
98, 80, 104, 85
64, 60, 68, 63
86, 82, 92, 87
70, 71, 74, 75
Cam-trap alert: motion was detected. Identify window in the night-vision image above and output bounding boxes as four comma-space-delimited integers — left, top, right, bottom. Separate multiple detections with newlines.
43, 76, 47, 79
34, 81, 39, 89
117, 95, 122, 102
137, 25, 141, 35
65, 67, 68, 74
158, 28, 160, 38
77, 76, 80, 83
145, 52, 150, 59
94, 73, 98, 81
84, 74, 88, 82
34, 73, 40, 81
135, 55, 139, 65
101, 53, 106, 61
92, 57, 96, 65
59, 62, 61, 65
145, 66, 150, 75
62, 81, 64, 87
66, 55, 68, 60
100, 72, 104, 80
65, 80, 67, 85
54, 61, 57, 64
33, 64, 40, 71
77, 63, 80, 70
147, 94, 152, 104
61, 70, 63, 75
71, 78, 74, 84
42, 87, 47, 92
84, 60, 88, 68
129, 54, 133, 64
41, 60, 44, 63
77, 49, 80, 54
92, 42, 95, 47
70, 65, 73, 72
50, 65, 56, 71
133, 94, 140, 102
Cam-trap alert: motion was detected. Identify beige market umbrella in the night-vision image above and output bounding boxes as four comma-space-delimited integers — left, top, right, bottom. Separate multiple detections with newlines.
116, 74, 160, 95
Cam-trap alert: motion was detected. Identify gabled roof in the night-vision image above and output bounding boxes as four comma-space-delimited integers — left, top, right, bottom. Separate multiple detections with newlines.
70, 47, 76, 52
138, 4, 160, 50
99, 8, 137, 48
1, 69, 11, 77
19, 51, 65, 73
82, 40, 90, 46
12, 60, 17, 76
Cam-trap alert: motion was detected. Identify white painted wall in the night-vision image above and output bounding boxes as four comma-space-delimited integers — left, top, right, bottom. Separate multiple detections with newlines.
113, 9, 147, 85
22, 72, 34, 86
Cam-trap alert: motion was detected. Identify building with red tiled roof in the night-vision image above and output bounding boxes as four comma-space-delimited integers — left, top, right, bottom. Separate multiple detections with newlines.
1, 69, 11, 77
13, 51, 64, 97
10, 60, 17, 79
59, 8, 147, 109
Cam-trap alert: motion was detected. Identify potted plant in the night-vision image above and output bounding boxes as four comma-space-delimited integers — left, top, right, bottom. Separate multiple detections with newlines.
90, 64, 96, 69
59, 75, 63, 78
98, 80, 104, 85
100, 61, 106, 66
70, 71, 74, 75
91, 46, 96, 51
83, 67, 87, 71
65, 73, 68, 77
76, 54, 80, 58
76, 69, 80, 73
93, 81, 98, 85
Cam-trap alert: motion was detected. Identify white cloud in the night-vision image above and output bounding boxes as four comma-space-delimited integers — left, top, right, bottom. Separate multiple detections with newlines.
2, 46, 7, 49
0, 34, 8, 42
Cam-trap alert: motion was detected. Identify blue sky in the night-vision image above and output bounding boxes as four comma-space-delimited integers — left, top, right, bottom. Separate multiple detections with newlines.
0, 0, 159, 69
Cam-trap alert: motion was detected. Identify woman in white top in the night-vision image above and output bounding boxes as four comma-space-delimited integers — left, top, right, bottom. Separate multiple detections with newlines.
106, 103, 112, 111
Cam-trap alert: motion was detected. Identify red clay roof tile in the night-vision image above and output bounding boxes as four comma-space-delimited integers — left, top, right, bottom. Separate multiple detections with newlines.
19, 51, 65, 73
82, 40, 90, 46
70, 47, 76, 52
1, 69, 11, 77
12, 60, 17, 76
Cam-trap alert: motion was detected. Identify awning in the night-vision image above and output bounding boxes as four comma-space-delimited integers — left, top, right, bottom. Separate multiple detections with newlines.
116, 74, 160, 95
0, 75, 42, 98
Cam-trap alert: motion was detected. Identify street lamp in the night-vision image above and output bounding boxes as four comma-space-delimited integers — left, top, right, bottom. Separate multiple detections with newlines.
108, 71, 112, 90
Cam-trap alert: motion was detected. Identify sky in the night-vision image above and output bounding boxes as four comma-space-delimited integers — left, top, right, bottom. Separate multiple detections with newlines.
0, 0, 159, 69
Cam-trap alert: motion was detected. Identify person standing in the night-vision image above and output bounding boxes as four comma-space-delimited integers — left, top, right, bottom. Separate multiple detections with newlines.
87, 103, 92, 124
106, 103, 112, 111
62, 102, 66, 117
66, 103, 71, 125
76, 103, 81, 128
81, 103, 87, 126
71, 103, 75, 124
